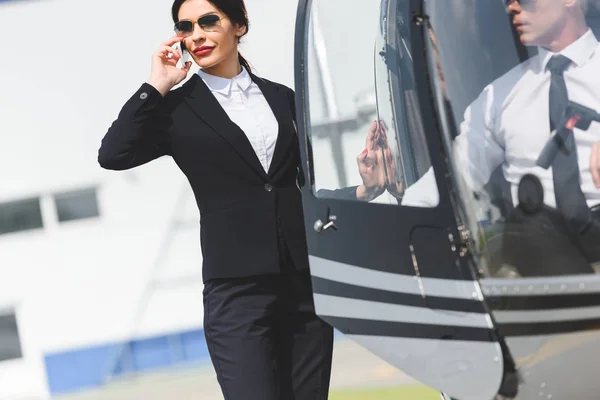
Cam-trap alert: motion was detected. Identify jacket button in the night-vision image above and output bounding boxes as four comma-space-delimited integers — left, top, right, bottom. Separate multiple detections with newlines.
264, 183, 274, 192
140, 92, 148, 100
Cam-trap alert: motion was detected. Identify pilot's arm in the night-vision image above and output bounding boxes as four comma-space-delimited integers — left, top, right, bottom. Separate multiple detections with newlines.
316, 186, 362, 200
400, 167, 438, 207
590, 139, 600, 189
453, 84, 505, 192
401, 84, 505, 207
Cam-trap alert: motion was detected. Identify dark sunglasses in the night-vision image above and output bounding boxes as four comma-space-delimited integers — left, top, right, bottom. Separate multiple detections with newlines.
174, 14, 222, 36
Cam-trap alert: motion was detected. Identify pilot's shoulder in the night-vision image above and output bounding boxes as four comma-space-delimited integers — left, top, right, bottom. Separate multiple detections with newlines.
482, 56, 538, 100
589, 40, 600, 61
493, 57, 537, 87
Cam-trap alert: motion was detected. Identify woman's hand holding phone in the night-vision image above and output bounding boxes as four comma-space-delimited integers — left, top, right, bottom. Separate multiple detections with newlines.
146, 36, 192, 97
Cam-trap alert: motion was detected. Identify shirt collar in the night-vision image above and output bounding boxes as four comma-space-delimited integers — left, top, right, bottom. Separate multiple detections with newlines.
197, 66, 252, 96
538, 28, 599, 71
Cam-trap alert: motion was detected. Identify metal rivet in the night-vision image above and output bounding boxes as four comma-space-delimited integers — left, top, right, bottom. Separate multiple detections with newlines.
140, 92, 148, 100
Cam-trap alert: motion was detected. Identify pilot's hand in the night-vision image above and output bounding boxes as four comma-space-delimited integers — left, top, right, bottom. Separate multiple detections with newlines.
147, 36, 193, 97
356, 121, 386, 201
378, 121, 404, 199
591, 140, 600, 188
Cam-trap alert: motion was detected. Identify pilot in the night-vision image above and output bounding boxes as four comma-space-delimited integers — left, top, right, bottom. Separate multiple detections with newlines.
403, 0, 600, 276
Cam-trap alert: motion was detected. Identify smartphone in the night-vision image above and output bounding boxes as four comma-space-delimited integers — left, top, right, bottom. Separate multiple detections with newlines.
174, 41, 191, 68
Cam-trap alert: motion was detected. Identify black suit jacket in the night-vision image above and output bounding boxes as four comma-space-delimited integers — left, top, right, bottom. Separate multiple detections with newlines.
98, 72, 313, 282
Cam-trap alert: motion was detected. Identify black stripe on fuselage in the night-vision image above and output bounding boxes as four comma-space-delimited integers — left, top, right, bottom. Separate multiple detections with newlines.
323, 316, 497, 342
487, 292, 600, 311
313, 278, 600, 338
497, 318, 600, 337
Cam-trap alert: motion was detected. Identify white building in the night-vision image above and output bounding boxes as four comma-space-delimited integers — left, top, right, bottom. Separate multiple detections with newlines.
0, 0, 299, 397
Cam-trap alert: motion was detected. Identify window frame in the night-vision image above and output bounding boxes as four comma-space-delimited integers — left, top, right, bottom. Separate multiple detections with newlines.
0, 196, 44, 236
300, 0, 446, 208
0, 309, 23, 363
53, 187, 100, 224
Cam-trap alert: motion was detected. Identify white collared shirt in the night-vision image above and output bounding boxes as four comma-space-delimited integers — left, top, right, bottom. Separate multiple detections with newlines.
405, 29, 600, 209
198, 67, 279, 173
457, 29, 600, 209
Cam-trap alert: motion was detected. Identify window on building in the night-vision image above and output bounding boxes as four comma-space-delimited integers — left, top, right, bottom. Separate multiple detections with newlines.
54, 188, 99, 223
0, 197, 43, 235
0, 312, 22, 362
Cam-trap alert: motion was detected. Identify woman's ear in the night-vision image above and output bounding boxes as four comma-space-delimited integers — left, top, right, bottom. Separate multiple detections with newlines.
235, 23, 248, 38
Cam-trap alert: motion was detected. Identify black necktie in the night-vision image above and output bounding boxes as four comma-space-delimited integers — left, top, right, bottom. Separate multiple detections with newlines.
548, 54, 592, 233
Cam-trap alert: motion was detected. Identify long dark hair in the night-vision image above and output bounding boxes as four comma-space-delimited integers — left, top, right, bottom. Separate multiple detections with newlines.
171, 0, 252, 72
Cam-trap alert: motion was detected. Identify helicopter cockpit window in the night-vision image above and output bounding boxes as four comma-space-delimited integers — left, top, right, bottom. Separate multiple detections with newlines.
305, 0, 439, 207
424, 0, 600, 278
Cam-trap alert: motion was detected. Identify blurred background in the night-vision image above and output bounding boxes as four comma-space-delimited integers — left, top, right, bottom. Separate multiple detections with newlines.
0, 0, 438, 398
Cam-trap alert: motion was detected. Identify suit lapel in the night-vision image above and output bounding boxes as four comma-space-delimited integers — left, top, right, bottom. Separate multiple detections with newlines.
183, 74, 267, 178
250, 73, 295, 177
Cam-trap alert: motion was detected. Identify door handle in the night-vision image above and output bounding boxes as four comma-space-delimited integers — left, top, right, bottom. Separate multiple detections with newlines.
314, 219, 337, 232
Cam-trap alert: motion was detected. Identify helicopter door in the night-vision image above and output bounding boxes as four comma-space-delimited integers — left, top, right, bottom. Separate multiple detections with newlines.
294, 0, 504, 399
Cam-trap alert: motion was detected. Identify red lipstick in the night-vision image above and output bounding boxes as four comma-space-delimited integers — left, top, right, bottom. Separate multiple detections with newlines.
194, 46, 214, 56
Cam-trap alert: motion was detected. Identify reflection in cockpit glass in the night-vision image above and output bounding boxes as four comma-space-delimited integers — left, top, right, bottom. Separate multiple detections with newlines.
423, 0, 600, 278
306, 0, 439, 207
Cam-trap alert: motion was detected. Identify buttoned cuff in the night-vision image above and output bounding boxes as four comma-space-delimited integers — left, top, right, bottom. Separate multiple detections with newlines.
135, 83, 164, 106
119, 83, 166, 120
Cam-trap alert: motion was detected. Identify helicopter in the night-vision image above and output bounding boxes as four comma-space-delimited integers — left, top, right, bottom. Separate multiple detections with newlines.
292, 0, 600, 399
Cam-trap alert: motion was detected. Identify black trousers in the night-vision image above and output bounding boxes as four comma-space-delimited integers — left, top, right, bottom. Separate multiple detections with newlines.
502, 205, 600, 277
202, 254, 334, 399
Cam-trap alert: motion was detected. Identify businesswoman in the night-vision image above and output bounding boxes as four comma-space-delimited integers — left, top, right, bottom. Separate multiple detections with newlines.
97, 0, 391, 398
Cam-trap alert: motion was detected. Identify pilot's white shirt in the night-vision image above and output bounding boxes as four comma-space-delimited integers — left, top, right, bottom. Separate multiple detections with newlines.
198, 66, 279, 173
403, 29, 600, 209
